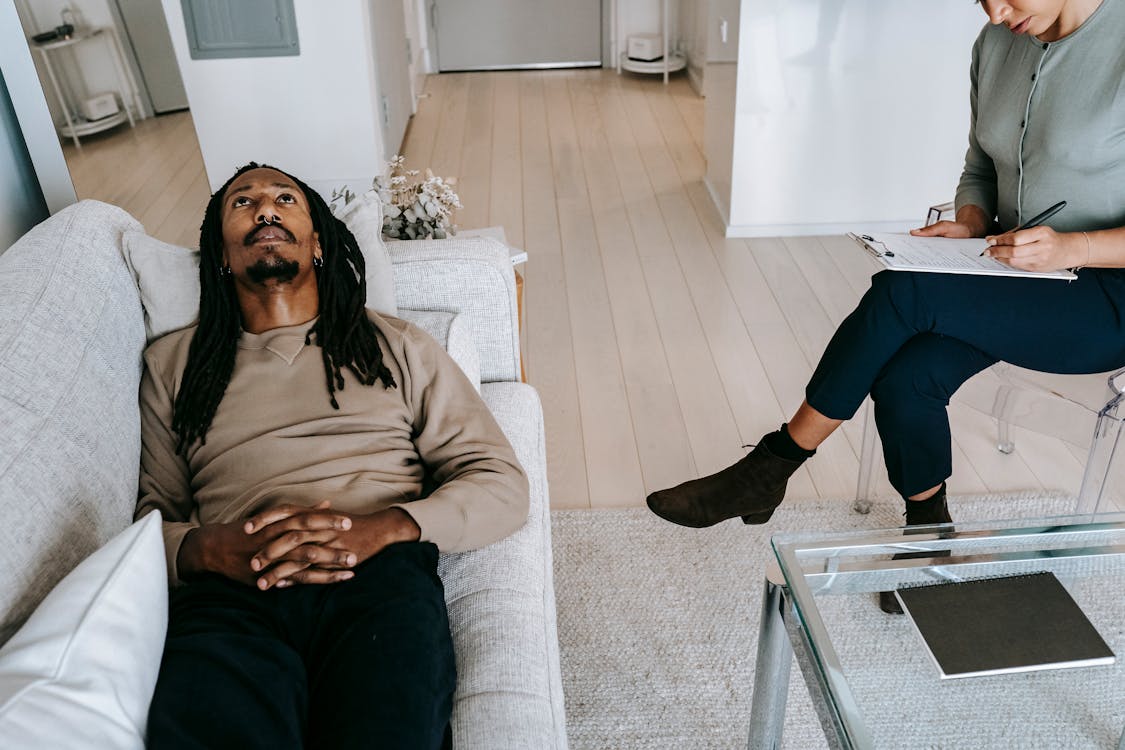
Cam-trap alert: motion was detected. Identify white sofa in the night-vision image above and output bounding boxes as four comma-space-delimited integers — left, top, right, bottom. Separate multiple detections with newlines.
0, 200, 567, 748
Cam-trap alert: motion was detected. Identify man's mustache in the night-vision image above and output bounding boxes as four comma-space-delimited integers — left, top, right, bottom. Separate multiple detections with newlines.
244, 223, 296, 245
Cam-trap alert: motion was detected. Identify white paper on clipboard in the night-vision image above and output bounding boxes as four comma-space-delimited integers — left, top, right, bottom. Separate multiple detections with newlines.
848, 232, 1076, 281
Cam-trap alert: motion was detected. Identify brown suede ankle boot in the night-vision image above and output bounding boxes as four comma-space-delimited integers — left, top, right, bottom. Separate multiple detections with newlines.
645, 442, 807, 528
879, 487, 953, 615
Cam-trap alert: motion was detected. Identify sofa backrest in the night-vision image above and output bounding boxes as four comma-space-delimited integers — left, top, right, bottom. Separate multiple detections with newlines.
388, 237, 521, 383
0, 200, 147, 644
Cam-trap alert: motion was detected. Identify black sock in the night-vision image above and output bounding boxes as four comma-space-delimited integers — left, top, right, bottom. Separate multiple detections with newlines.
761, 423, 816, 462
903, 482, 950, 525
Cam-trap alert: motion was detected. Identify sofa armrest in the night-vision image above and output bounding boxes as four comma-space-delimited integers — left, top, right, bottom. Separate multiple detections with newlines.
439, 382, 567, 749
0, 200, 147, 644
388, 237, 520, 383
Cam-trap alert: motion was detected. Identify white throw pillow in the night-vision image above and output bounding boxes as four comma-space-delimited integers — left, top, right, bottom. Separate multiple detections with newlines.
0, 513, 167, 750
121, 196, 398, 342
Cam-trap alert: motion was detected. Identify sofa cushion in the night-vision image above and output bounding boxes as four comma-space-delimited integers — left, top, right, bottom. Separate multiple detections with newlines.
0, 514, 166, 749
396, 309, 481, 392
0, 200, 147, 646
440, 382, 567, 748
120, 195, 397, 342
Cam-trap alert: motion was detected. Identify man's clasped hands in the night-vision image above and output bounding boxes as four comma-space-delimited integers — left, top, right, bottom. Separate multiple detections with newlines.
177, 501, 421, 590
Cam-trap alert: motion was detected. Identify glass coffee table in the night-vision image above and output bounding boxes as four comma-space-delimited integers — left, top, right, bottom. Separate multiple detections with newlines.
748, 513, 1125, 749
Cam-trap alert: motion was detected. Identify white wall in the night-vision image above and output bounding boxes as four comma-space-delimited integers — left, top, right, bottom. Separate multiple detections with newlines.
720, 0, 985, 236
160, 0, 386, 197
403, 0, 430, 105
678, 0, 707, 92
0, 72, 48, 252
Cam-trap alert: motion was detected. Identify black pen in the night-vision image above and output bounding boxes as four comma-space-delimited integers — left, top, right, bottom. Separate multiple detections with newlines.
980, 200, 1067, 256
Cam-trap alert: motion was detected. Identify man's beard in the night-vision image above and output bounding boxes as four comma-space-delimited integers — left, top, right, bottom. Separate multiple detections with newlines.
245, 256, 301, 284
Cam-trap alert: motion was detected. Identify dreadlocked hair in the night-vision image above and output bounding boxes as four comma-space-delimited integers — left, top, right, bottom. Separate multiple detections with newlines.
172, 162, 397, 454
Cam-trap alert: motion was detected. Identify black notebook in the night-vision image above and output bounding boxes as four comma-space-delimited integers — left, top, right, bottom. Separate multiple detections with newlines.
895, 571, 1115, 679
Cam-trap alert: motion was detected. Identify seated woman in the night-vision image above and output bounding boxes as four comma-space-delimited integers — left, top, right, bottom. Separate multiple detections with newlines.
648, 0, 1124, 540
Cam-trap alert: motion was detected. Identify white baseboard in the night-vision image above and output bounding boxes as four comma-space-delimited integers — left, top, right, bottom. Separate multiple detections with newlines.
724, 219, 917, 238
686, 64, 703, 96
701, 177, 729, 228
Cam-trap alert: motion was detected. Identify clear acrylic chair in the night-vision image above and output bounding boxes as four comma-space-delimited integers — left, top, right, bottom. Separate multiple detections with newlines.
853, 203, 1125, 516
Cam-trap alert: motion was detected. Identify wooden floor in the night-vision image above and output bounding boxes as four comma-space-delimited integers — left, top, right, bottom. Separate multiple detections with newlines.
62, 110, 209, 248
63, 70, 1123, 514
400, 68, 1124, 514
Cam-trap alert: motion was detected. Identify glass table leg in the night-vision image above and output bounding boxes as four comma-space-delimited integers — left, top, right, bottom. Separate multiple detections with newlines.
748, 578, 792, 749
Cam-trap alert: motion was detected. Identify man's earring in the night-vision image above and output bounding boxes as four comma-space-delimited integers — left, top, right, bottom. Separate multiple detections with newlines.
220, 264, 232, 277
313, 256, 323, 269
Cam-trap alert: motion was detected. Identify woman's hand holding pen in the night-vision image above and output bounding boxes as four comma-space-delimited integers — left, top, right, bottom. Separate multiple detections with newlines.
983, 226, 1086, 272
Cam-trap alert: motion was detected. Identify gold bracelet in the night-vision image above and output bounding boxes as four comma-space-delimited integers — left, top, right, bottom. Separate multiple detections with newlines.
1081, 231, 1092, 270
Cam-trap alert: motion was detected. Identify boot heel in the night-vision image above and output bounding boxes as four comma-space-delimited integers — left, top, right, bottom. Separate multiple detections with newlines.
741, 510, 775, 525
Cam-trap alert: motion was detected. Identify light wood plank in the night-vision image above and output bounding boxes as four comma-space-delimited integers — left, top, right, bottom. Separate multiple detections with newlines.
567, 72, 699, 493
63, 113, 186, 194
106, 116, 198, 210
588, 72, 758, 481
488, 71, 525, 250
429, 73, 471, 185
519, 73, 590, 509
137, 157, 204, 235
543, 73, 646, 508
638, 75, 706, 184
158, 166, 210, 248
682, 184, 855, 498
641, 72, 856, 499
400, 73, 447, 165
456, 73, 494, 232
668, 76, 705, 156
610, 75, 813, 497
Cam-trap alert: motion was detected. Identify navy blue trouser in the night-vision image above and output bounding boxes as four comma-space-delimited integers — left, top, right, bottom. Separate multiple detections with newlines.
146, 541, 455, 750
805, 269, 1125, 498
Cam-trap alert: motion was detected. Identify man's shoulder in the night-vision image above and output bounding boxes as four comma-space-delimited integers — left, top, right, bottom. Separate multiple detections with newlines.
364, 309, 433, 350
143, 324, 198, 372
365, 308, 409, 335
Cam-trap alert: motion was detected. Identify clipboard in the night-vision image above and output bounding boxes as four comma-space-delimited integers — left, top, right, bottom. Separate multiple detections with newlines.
896, 571, 1114, 679
848, 232, 1076, 281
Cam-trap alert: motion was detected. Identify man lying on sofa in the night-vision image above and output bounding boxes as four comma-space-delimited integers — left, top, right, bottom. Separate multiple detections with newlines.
134, 162, 529, 750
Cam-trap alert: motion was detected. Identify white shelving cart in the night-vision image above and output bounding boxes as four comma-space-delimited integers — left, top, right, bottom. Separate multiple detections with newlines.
613, 0, 686, 85
33, 27, 143, 150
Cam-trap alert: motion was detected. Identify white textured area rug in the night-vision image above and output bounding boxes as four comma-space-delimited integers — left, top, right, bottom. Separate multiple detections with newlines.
551, 494, 1125, 750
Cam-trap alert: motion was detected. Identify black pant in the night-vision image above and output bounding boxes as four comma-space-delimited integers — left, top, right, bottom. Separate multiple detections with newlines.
147, 542, 455, 750
806, 268, 1125, 497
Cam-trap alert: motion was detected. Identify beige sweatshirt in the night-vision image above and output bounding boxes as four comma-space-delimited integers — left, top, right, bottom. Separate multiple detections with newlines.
135, 312, 529, 585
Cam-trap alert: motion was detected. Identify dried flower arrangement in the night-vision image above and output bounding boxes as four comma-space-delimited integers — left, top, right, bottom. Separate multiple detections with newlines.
332, 155, 462, 240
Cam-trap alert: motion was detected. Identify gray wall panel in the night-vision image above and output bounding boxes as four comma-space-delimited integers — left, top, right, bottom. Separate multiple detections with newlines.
181, 0, 299, 59
0, 70, 48, 253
